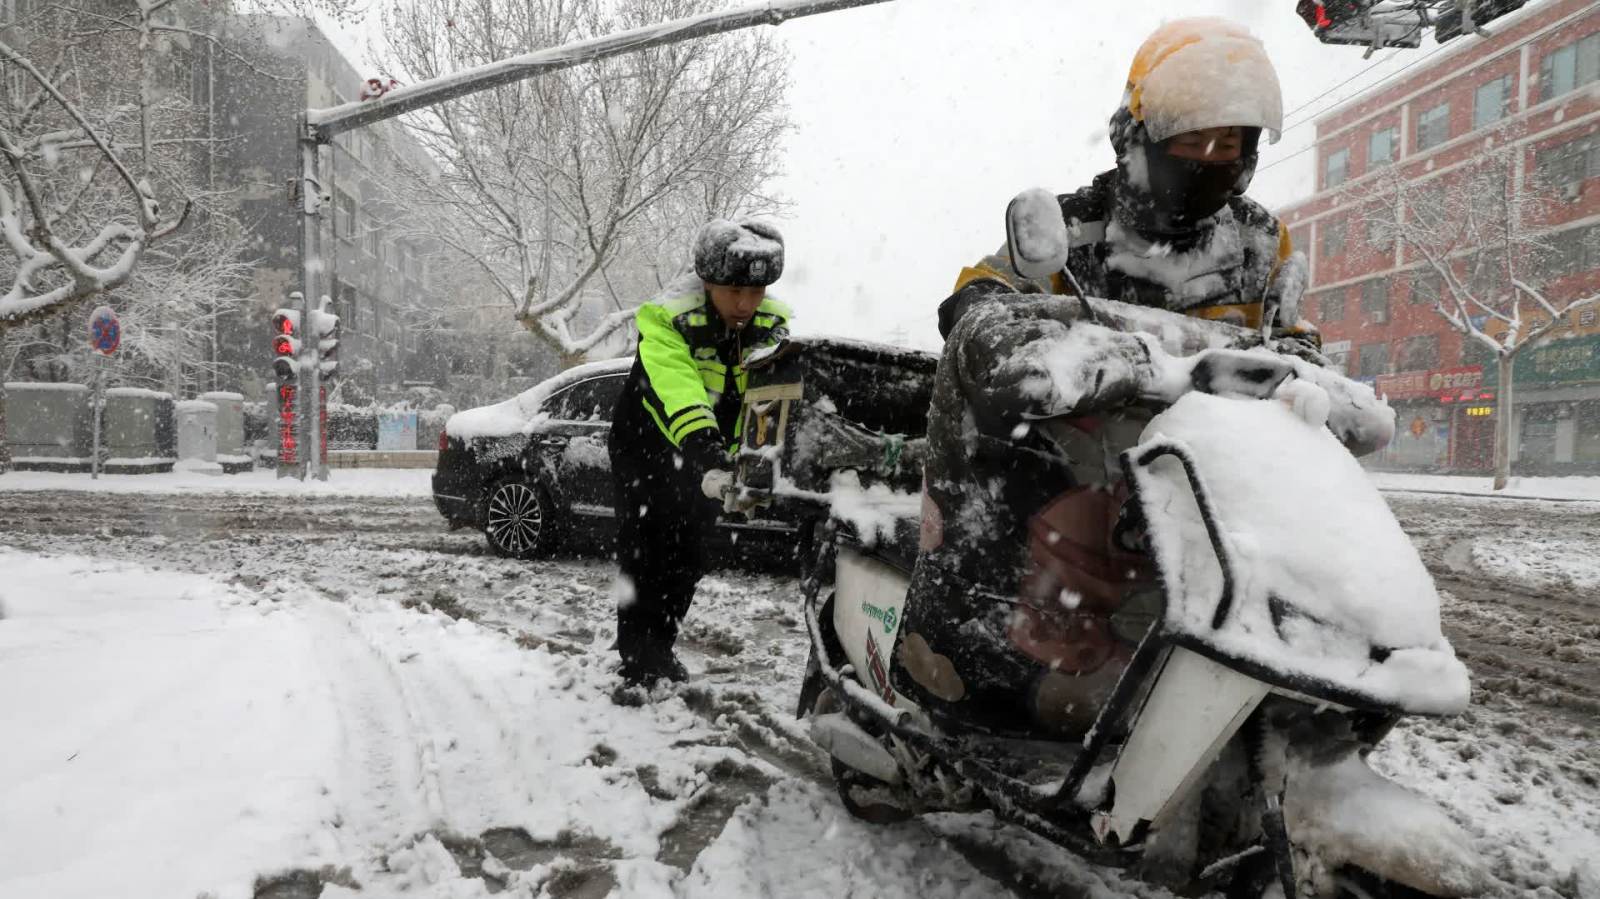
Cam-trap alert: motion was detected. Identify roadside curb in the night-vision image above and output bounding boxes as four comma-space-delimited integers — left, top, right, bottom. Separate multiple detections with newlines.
1379, 487, 1600, 504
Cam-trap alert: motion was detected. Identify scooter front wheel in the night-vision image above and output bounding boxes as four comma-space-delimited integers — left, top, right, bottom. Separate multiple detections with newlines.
800, 659, 914, 825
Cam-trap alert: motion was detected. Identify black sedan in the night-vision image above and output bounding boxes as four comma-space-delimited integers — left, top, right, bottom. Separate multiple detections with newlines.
431, 358, 798, 559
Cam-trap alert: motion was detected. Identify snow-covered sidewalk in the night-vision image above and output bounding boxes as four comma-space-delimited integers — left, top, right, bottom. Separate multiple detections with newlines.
1369, 471, 1600, 502
0, 467, 432, 497
0, 548, 1062, 899
0, 549, 739, 897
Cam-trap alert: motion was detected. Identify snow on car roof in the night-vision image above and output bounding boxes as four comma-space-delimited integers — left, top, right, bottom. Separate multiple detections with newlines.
446, 357, 632, 440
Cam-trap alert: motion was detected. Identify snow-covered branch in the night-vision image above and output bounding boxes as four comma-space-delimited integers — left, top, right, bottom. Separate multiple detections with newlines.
373, 0, 791, 363
1351, 145, 1600, 488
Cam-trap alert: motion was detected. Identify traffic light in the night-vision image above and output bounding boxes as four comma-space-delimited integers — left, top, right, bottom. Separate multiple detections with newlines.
1435, 0, 1527, 43
312, 308, 340, 380
1297, 0, 1423, 50
271, 309, 301, 385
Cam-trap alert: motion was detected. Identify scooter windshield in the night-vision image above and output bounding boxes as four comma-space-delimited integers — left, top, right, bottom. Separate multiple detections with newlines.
1127, 390, 1470, 716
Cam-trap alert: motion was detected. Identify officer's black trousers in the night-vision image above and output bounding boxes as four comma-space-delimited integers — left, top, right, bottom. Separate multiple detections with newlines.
609, 447, 716, 665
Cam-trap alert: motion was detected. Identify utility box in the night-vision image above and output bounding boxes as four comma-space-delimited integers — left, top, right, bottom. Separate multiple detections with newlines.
377, 411, 419, 451
175, 399, 219, 471
201, 391, 252, 473
3, 382, 93, 471
102, 388, 176, 474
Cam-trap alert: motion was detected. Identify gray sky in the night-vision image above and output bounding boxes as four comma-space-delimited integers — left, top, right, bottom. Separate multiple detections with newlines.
320, 0, 1460, 348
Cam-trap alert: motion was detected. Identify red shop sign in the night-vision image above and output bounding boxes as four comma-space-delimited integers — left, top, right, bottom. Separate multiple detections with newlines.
1375, 365, 1483, 400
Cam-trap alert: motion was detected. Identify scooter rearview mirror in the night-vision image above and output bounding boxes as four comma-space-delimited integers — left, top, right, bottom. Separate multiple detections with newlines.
1005, 187, 1072, 281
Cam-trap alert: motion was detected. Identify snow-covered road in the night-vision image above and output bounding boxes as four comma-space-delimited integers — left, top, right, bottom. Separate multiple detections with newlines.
0, 486, 1596, 898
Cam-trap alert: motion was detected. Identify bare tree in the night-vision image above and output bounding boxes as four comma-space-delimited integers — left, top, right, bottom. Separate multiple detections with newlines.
376, 0, 790, 367
1362, 149, 1600, 489
0, 0, 207, 469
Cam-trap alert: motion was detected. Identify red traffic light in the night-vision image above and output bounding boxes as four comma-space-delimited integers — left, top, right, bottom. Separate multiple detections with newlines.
273, 335, 297, 356
271, 308, 300, 339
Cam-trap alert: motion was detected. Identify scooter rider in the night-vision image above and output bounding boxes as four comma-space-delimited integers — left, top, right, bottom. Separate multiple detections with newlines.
896, 19, 1372, 737
608, 218, 791, 686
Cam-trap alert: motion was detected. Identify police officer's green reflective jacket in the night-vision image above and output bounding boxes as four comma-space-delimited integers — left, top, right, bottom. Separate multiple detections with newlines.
610, 279, 791, 477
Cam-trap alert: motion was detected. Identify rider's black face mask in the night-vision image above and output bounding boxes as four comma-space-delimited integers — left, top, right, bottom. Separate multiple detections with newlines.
1145, 148, 1247, 230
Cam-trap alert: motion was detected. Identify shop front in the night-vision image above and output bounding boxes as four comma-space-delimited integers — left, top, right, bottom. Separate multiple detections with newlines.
1370, 366, 1493, 472
1476, 334, 1600, 474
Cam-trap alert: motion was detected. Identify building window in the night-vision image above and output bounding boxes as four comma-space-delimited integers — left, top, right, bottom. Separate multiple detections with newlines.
1368, 126, 1397, 168
1536, 132, 1600, 197
1358, 342, 1390, 377
1325, 148, 1350, 189
1320, 218, 1347, 257
1416, 102, 1451, 151
1396, 334, 1440, 372
1473, 74, 1512, 129
1539, 224, 1600, 281
1325, 346, 1351, 374
1410, 269, 1441, 305
334, 190, 357, 242
1361, 277, 1390, 323
366, 226, 380, 258
336, 281, 357, 325
1538, 31, 1600, 103
1319, 292, 1346, 322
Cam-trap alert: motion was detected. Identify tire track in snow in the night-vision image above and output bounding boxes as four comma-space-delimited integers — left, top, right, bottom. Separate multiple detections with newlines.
298, 596, 443, 854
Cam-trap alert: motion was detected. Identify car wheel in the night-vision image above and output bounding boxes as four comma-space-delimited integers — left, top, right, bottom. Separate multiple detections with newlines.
484, 476, 558, 559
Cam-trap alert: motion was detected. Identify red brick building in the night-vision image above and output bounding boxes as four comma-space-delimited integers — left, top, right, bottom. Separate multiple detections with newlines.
1279, 0, 1600, 473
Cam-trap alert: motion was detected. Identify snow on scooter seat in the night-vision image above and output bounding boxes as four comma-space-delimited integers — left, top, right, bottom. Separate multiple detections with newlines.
1129, 390, 1470, 715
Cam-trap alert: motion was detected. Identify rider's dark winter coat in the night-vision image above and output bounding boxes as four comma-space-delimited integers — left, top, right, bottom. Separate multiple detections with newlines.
896, 170, 1298, 737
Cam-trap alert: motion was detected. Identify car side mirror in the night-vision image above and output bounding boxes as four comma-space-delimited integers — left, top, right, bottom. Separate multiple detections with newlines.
1005, 188, 1071, 281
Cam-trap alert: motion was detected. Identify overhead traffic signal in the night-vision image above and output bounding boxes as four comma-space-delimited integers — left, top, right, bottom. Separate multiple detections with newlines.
1435, 0, 1527, 42
272, 309, 301, 385
1296, 0, 1422, 49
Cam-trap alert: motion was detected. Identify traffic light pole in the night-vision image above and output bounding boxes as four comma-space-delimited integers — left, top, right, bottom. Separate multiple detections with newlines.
297, 124, 325, 481
304, 0, 895, 140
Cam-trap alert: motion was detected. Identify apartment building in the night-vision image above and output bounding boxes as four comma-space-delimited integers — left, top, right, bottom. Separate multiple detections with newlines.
1278, 0, 1600, 474
210, 15, 461, 405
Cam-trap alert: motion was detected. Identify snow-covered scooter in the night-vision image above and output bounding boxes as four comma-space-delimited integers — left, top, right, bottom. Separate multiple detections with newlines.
734, 192, 1487, 899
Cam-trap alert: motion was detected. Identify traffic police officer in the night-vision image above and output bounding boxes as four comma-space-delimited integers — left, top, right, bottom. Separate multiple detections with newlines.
609, 218, 790, 685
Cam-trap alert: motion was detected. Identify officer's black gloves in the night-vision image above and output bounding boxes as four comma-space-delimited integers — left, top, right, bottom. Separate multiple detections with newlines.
679, 428, 731, 487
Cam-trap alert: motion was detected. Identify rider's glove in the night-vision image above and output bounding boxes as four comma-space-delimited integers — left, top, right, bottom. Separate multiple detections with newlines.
1270, 329, 1329, 367
1188, 349, 1294, 400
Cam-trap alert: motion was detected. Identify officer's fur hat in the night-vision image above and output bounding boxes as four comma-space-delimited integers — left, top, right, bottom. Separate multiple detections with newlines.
694, 218, 784, 288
